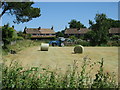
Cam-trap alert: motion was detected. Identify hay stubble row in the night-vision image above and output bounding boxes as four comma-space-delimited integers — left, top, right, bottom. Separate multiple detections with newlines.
3, 46, 118, 76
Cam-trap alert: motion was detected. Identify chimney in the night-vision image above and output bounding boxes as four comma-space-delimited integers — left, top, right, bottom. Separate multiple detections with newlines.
38, 27, 41, 30
51, 26, 53, 30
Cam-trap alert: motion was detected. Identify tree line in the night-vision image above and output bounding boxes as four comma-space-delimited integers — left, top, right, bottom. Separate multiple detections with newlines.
56, 13, 120, 46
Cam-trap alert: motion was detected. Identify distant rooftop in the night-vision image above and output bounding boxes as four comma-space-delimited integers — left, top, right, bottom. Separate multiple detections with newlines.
25, 27, 55, 34
65, 28, 90, 34
109, 28, 120, 34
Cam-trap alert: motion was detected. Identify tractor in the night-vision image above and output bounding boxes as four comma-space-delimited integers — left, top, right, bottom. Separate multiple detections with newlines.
49, 37, 65, 47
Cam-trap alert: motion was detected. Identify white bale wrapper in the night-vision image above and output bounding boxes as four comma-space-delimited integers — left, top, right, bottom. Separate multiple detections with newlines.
74, 45, 84, 54
41, 43, 49, 51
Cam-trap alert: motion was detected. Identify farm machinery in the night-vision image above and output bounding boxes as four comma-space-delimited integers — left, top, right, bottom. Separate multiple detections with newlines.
49, 37, 65, 47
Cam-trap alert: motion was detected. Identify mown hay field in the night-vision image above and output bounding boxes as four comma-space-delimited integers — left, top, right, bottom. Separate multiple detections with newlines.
3, 46, 118, 76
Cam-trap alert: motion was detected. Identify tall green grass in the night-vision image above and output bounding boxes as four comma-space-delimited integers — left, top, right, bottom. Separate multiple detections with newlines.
2, 40, 49, 55
8, 40, 41, 52
2, 58, 118, 88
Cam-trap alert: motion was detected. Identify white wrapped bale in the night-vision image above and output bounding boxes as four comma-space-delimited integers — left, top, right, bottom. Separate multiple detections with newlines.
74, 45, 84, 54
41, 43, 49, 51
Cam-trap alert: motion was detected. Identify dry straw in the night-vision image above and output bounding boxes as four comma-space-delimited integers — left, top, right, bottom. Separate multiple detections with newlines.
74, 45, 84, 54
41, 43, 49, 51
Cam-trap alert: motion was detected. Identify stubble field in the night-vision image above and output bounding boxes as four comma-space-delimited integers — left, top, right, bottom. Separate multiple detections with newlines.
3, 46, 118, 76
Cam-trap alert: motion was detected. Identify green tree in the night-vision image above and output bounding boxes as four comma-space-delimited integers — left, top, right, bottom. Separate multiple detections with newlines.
17, 31, 24, 40
84, 31, 94, 40
68, 19, 86, 29
69, 35, 77, 40
89, 17, 120, 29
88, 13, 110, 46
1, 1, 41, 24
107, 19, 120, 28
56, 30, 65, 37
111, 35, 120, 41
26, 34, 32, 39
17, 31, 23, 37
2, 24, 18, 48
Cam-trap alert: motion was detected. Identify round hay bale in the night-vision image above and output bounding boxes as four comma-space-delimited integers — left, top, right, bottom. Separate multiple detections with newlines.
74, 45, 84, 54
41, 43, 49, 51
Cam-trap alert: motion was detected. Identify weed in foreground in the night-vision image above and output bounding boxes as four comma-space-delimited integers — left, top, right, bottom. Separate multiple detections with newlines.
2, 58, 118, 88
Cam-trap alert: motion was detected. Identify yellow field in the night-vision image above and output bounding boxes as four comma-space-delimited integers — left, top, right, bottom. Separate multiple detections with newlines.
3, 46, 118, 76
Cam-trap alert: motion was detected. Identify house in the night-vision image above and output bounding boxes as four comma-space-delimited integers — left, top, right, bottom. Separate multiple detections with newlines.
109, 28, 120, 36
24, 27, 56, 39
64, 28, 120, 37
64, 28, 90, 37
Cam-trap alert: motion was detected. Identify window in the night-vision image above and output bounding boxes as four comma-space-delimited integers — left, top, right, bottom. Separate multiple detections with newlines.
32, 34, 37, 35
46, 34, 49, 35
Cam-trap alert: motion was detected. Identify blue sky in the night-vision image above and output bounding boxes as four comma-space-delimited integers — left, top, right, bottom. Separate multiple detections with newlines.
2, 2, 118, 32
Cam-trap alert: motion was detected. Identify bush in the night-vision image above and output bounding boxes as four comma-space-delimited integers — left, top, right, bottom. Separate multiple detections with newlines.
16, 36, 24, 40
107, 41, 120, 46
69, 35, 77, 41
2, 40, 42, 55
110, 35, 120, 41
75, 39, 90, 46
2, 58, 118, 88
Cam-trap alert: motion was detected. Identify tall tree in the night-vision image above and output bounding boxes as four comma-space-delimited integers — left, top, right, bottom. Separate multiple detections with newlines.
106, 19, 120, 28
1, 1, 41, 24
56, 30, 65, 37
68, 19, 86, 29
88, 13, 110, 46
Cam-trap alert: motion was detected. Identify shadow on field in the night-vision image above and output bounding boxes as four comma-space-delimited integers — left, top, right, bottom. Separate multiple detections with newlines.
71, 52, 83, 54
37, 50, 48, 52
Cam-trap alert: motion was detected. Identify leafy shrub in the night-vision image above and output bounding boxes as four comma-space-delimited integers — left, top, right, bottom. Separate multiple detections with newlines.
2, 58, 118, 88
69, 35, 77, 40
107, 41, 120, 46
2, 40, 42, 55
9, 40, 41, 51
91, 58, 117, 88
110, 35, 120, 41
75, 39, 90, 46
16, 36, 24, 40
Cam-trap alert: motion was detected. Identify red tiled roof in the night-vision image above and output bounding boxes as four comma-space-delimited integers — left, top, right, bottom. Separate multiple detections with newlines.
65, 28, 120, 34
39, 29, 55, 34
65, 28, 90, 34
25, 28, 55, 34
25, 28, 40, 34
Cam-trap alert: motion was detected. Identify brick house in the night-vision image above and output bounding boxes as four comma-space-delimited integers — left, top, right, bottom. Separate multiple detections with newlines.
24, 27, 56, 39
